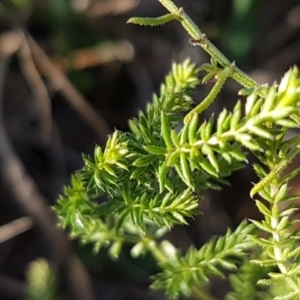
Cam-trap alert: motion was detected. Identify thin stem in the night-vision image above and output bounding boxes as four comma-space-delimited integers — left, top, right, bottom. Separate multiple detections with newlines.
184, 65, 234, 123
159, 0, 260, 89
146, 239, 169, 263
191, 285, 217, 300
269, 187, 300, 294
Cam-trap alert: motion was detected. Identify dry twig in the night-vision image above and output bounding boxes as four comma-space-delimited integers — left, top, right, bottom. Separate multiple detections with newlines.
0, 30, 94, 300
0, 216, 33, 243
26, 33, 111, 146
17, 35, 53, 142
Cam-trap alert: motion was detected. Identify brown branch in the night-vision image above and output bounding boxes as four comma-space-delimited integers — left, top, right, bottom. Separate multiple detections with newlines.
0, 30, 94, 300
0, 217, 33, 243
0, 31, 23, 114
0, 274, 26, 299
0, 123, 69, 263
26, 33, 111, 146
86, 0, 138, 16
52, 40, 134, 72
17, 35, 53, 142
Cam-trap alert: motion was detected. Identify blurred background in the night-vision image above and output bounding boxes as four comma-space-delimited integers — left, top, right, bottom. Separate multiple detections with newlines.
0, 0, 300, 299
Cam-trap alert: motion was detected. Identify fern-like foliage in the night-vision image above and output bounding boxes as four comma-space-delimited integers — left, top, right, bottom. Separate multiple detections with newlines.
226, 251, 272, 300
55, 60, 300, 298
247, 68, 300, 299
54, 1, 300, 298
55, 60, 204, 257
152, 221, 256, 299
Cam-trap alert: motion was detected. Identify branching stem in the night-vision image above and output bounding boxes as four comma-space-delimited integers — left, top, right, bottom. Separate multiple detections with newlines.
159, 0, 259, 89
184, 65, 234, 123
269, 190, 300, 293
146, 239, 169, 263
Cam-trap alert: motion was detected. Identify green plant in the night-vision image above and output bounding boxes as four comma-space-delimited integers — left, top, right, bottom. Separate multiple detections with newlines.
26, 258, 56, 300
54, 0, 300, 298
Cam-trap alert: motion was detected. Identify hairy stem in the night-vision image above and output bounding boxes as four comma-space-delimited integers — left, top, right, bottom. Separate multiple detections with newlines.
184, 65, 234, 123
269, 186, 300, 293
147, 239, 169, 264
159, 0, 259, 89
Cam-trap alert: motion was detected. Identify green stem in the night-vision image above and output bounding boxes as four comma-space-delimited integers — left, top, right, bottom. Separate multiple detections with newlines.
145, 238, 169, 263
159, 0, 260, 89
184, 65, 234, 123
146, 238, 216, 300
191, 285, 217, 300
269, 188, 300, 294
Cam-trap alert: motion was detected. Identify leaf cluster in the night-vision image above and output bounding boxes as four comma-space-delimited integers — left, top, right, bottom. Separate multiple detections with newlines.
226, 252, 272, 300
152, 221, 256, 299
54, 58, 300, 298
26, 259, 56, 300
54, 4, 300, 297
245, 69, 300, 298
